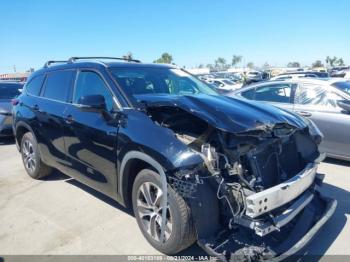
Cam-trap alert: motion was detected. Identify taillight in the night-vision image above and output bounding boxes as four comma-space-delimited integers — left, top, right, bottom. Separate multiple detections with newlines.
11, 99, 19, 106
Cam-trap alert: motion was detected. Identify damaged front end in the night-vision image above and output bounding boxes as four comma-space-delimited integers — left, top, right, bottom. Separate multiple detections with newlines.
143, 96, 336, 261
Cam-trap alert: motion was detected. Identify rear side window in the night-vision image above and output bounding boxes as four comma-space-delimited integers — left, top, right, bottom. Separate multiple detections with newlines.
42, 70, 75, 102
295, 84, 344, 108
25, 75, 45, 96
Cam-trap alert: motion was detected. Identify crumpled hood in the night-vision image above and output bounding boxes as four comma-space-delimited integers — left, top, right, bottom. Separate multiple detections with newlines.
135, 94, 307, 133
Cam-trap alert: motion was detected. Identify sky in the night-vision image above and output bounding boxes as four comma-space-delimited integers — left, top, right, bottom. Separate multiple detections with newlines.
1, 0, 349, 73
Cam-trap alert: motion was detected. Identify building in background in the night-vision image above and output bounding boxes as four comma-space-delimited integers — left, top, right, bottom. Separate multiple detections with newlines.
0, 71, 32, 81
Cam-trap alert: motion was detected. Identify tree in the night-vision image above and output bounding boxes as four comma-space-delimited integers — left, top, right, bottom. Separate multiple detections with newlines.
325, 56, 345, 67
198, 64, 204, 68
326, 56, 338, 67
122, 51, 134, 60
287, 62, 301, 68
231, 55, 242, 67
214, 57, 228, 70
154, 52, 173, 64
247, 62, 254, 69
206, 64, 214, 70
312, 60, 324, 68
338, 58, 345, 66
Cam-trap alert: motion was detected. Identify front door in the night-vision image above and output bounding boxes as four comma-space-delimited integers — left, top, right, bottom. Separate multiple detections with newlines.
62, 70, 119, 196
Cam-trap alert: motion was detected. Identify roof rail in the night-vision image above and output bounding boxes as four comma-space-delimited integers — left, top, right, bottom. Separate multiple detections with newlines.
43, 60, 69, 68
68, 56, 141, 63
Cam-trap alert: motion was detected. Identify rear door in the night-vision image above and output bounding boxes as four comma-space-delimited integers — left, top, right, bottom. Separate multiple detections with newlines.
294, 83, 350, 159
37, 69, 76, 169
62, 69, 119, 196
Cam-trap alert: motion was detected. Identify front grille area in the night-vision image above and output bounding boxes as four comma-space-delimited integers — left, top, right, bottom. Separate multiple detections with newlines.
245, 138, 306, 189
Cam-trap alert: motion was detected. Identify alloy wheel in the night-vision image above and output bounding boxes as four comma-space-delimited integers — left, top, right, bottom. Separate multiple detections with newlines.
22, 140, 36, 173
136, 182, 173, 243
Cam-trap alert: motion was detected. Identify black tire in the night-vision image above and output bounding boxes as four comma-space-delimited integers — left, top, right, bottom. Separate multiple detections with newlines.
21, 132, 52, 179
132, 169, 196, 255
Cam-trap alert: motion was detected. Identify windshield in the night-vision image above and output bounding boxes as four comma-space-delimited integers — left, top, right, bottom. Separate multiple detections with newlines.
332, 81, 350, 95
110, 67, 218, 97
0, 83, 22, 99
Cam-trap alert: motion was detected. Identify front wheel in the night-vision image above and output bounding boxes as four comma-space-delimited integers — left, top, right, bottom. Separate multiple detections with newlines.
21, 132, 52, 179
132, 169, 196, 255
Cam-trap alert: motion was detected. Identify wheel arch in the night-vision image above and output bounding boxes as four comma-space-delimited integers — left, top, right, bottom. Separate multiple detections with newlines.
14, 121, 35, 152
119, 151, 169, 242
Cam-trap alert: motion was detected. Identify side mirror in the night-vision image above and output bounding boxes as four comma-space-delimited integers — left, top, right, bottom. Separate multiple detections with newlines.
78, 95, 107, 111
337, 100, 350, 113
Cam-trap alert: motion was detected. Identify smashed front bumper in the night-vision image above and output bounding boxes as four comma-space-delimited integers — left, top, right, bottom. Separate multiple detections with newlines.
197, 192, 336, 261
179, 164, 337, 261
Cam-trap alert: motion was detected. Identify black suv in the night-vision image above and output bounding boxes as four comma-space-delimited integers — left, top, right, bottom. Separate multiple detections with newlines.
13, 57, 336, 260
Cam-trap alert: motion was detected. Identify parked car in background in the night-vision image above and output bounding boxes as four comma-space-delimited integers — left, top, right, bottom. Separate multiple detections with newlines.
270, 73, 318, 81
229, 78, 350, 161
246, 70, 263, 82
12, 57, 335, 261
0, 81, 23, 137
330, 66, 349, 77
276, 71, 329, 78
207, 78, 243, 92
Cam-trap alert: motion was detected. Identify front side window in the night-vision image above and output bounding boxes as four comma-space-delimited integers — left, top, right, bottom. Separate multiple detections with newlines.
74, 71, 115, 111
25, 75, 45, 96
110, 67, 217, 98
295, 83, 344, 108
43, 70, 75, 102
254, 83, 293, 103
0, 83, 23, 99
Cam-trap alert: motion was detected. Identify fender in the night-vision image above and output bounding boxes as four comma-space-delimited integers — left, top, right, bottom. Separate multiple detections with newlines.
119, 150, 168, 242
14, 121, 37, 152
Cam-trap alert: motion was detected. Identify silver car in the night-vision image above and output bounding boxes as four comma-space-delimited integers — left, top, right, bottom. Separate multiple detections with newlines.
0, 81, 23, 137
229, 78, 350, 161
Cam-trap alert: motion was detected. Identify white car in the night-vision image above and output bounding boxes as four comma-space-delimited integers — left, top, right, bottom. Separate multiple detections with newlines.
207, 78, 243, 91
270, 73, 318, 81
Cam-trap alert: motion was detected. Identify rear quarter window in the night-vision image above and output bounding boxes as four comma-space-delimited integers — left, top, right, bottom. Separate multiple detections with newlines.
25, 75, 45, 96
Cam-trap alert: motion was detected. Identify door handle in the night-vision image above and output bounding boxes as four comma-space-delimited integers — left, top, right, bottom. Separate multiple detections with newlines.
64, 114, 74, 124
297, 111, 312, 117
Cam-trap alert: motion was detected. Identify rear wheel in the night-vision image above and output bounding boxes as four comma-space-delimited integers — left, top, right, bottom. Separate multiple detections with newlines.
132, 169, 196, 255
21, 132, 52, 179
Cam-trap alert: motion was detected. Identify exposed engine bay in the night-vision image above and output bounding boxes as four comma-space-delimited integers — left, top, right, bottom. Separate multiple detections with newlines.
146, 104, 336, 261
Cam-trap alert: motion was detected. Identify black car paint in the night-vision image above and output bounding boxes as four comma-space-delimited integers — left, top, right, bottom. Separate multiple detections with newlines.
14, 62, 309, 204
12, 61, 335, 260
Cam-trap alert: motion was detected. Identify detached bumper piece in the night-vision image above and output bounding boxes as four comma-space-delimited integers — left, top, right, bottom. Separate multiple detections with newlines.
197, 192, 336, 261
